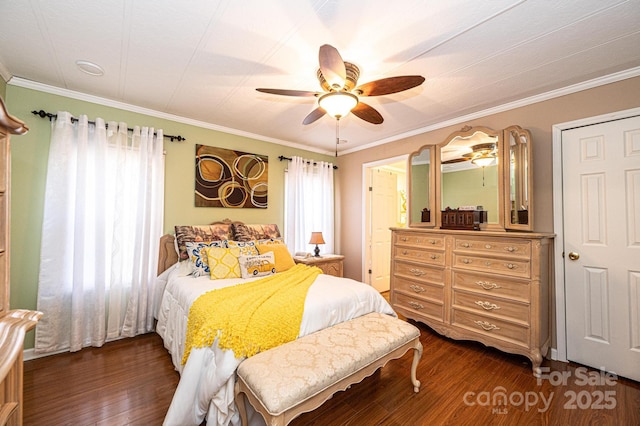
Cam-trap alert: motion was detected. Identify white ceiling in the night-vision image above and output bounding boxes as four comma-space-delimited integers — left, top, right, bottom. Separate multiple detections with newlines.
1, 0, 639, 155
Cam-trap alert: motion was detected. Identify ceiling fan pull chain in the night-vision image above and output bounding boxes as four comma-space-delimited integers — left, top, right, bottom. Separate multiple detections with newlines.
335, 118, 340, 157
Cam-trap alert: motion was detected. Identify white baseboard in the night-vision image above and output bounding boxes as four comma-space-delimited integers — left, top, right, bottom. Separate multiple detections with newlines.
23, 347, 69, 361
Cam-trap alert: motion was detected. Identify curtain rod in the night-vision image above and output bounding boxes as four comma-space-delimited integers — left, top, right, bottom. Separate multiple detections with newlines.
31, 109, 186, 142
278, 155, 338, 170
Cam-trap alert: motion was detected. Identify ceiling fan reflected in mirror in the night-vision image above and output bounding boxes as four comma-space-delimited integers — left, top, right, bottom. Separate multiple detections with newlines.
256, 44, 425, 125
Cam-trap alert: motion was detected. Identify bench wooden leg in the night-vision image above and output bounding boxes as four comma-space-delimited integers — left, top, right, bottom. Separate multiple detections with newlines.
235, 381, 249, 426
411, 340, 423, 393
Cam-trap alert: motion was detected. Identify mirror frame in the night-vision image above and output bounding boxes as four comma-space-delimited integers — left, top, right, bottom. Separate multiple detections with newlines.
434, 125, 506, 231
407, 144, 436, 228
503, 125, 534, 231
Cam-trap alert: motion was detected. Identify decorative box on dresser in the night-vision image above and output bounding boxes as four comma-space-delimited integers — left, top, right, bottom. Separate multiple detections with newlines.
294, 254, 344, 278
0, 97, 41, 426
390, 227, 554, 376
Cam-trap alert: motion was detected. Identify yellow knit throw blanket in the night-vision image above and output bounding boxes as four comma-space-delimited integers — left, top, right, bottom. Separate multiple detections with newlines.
182, 263, 321, 364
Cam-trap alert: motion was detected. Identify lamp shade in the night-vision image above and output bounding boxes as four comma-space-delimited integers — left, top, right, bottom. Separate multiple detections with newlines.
308, 232, 326, 245
318, 92, 358, 119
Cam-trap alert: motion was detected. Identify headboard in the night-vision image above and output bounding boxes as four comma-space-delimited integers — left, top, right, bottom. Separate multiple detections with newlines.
156, 219, 282, 275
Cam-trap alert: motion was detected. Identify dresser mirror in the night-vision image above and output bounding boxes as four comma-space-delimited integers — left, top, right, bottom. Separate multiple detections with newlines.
435, 126, 505, 230
407, 124, 533, 232
407, 146, 435, 227
504, 125, 533, 231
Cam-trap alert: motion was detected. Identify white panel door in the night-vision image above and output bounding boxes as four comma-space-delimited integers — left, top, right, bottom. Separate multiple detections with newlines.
370, 169, 398, 292
563, 115, 640, 381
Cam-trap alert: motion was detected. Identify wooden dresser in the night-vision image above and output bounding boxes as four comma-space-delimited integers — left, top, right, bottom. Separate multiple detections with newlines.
390, 227, 553, 375
0, 96, 41, 426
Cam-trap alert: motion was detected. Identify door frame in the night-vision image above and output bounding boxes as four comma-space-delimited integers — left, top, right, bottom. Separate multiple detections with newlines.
362, 155, 408, 285
552, 106, 640, 363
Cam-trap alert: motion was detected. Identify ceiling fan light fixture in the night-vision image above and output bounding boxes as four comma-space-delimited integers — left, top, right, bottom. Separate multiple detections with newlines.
318, 92, 358, 119
471, 154, 496, 167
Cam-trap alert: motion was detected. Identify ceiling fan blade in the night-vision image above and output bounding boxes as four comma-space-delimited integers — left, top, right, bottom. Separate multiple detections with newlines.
256, 88, 318, 97
319, 44, 346, 90
352, 102, 383, 124
355, 75, 425, 96
302, 107, 326, 125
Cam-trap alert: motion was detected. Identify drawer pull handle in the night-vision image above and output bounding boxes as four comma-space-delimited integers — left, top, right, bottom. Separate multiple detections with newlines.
505, 246, 517, 253
475, 301, 500, 311
429, 239, 437, 245
462, 258, 472, 264
409, 285, 426, 293
462, 242, 471, 248
506, 263, 517, 270
402, 250, 409, 255
409, 268, 426, 276
474, 320, 500, 331
430, 254, 437, 260
485, 261, 491, 266
401, 237, 408, 241
485, 244, 492, 249
476, 281, 502, 290
408, 301, 424, 310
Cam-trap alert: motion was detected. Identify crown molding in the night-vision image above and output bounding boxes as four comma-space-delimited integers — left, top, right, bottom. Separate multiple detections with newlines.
8, 77, 331, 156
339, 66, 640, 156
9, 66, 640, 158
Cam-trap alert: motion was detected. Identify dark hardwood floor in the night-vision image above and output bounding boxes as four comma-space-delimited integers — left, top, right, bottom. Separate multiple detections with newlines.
24, 321, 640, 425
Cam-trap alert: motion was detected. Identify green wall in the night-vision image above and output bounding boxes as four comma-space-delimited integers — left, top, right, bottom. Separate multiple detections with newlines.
5, 84, 333, 349
442, 165, 499, 223
1, 77, 6, 99
410, 163, 430, 222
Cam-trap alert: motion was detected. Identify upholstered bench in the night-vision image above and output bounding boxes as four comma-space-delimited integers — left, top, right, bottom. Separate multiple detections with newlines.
234, 312, 423, 426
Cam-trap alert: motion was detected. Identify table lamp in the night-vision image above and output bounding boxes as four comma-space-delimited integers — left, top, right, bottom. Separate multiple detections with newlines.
308, 232, 325, 257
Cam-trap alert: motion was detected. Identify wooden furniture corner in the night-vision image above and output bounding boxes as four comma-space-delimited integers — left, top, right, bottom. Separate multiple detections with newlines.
294, 254, 344, 277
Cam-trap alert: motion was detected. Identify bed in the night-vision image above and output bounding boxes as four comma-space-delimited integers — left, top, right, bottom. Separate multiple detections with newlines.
154, 221, 396, 426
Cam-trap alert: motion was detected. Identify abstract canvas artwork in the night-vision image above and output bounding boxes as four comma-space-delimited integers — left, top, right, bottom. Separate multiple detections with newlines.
195, 144, 268, 208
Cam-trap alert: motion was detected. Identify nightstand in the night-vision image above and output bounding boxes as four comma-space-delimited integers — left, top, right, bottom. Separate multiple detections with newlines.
294, 254, 344, 277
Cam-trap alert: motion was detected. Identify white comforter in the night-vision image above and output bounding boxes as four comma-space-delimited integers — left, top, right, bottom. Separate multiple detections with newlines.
155, 264, 395, 426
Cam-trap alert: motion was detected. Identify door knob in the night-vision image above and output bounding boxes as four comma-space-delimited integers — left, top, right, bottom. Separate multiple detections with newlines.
568, 252, 580, 261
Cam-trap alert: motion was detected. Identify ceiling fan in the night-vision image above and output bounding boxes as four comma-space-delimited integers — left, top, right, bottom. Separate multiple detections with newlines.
256, 44, 425, 125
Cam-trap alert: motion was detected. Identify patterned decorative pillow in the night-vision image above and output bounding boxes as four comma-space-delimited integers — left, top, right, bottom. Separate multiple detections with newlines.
185, 240, 228, 277
256, 237, 284, 245
239, 252, 276, 279
231, 223, 281, 242
256, 243, 295, 272
227, 240, 260, 256
175, 224, 233, 261
205, 247, 242, 279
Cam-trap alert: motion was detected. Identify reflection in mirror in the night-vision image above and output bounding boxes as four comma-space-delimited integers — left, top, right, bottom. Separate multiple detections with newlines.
409, 147, 432, 226
506, 126, 532, 229
440, 128, 499, 225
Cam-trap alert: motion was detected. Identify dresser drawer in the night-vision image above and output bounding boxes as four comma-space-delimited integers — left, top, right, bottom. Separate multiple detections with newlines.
393, 292, 444, 322
395, 246, 445, 266
453, 253, 530, 279
452, 271, 530, 303
394, 233, 445, 249
393, 277, 444, 300
454, 237, 531, 259
393, 261, 445, 284
451, 309, 530, 348
453, 290, 529, 323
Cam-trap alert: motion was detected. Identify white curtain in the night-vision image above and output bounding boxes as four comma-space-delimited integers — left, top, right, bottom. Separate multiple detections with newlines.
35, 112, 165, 354
284, 156, 335, 255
